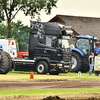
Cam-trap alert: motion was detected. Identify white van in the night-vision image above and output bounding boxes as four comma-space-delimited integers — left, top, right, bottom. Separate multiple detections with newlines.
0, 38, 17, 58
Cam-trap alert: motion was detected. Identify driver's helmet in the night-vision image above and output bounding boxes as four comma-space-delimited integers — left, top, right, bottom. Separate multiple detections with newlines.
0, 45, 3, 51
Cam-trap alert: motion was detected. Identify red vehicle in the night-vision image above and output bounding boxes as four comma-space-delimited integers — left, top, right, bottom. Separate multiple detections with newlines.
17, 52, 29, 59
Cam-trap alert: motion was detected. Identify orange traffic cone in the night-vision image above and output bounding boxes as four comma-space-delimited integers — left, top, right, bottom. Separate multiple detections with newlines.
30, 72, 34, 79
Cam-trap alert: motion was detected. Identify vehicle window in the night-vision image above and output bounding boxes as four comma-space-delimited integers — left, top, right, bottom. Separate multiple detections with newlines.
59, 39, 70, 49
46, 36, 51, 46
76, 38, 90, 56
46, 36, 57, 47
94, 41, 96, 48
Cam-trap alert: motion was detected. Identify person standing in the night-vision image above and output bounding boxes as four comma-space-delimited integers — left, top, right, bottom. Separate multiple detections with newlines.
89, 52, 94, 76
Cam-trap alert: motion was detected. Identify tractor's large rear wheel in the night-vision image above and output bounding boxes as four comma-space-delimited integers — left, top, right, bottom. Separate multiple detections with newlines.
4, 51, 12, 71
0, 51, 9, 74
71, 52, 83, 72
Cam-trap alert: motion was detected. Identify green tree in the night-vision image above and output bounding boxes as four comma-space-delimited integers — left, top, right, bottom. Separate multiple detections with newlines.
0, 23, 7, 37
11, 20, 30, 52
0, 0, 58, 38
0, 21, 30, 51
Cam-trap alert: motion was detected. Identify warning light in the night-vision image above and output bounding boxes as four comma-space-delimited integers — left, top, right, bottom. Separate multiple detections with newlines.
72, 35, 75, 37
62, 25, 65, 28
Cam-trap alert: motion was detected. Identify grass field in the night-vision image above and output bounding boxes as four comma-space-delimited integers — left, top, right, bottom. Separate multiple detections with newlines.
0, 71, 100, 81
0, 71, 100, 98
0, 89, 100, 97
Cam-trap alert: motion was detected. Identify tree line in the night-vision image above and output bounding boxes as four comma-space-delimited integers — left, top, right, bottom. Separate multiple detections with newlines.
0, 0, 57, 38
0, 0, 58, 51
0, 20, 30, 52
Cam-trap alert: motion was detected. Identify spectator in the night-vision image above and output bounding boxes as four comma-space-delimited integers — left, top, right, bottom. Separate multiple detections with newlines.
89, 52, 94, 76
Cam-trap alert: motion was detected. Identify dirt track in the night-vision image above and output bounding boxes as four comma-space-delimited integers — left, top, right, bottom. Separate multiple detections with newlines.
0, 80, 100, 100
0, 80, 100, 91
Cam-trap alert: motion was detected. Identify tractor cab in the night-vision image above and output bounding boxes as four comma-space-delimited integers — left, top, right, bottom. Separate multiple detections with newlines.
75, 36, 97, 57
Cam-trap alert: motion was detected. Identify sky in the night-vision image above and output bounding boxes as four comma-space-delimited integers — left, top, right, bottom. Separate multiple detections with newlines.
13, 0, 100, 26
